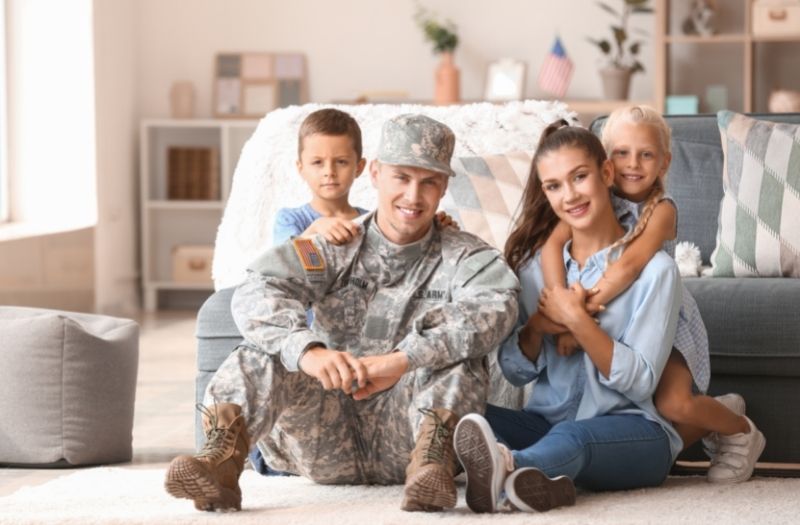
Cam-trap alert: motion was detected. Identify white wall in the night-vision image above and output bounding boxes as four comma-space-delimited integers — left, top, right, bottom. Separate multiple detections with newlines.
136, 0, 656, 118
93, 0, 139, 315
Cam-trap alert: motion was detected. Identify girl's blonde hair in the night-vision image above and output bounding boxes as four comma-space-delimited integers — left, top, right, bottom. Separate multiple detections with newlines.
601, 105, 672, 263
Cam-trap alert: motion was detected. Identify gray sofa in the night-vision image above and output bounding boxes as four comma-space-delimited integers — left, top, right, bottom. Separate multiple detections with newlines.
196, 112, 800, 468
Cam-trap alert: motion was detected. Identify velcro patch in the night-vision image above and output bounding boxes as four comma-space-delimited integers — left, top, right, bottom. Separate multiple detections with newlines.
292, 238, 325, 272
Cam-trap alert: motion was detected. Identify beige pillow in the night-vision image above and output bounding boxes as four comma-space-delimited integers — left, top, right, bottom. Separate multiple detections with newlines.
441, 151, 532, 251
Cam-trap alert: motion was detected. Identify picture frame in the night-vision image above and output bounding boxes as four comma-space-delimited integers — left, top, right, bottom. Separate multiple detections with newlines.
484, 58, 527, 102
213, 52, 308, 118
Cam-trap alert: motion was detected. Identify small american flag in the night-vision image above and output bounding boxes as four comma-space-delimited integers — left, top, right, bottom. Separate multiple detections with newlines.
538, 36, 574, 98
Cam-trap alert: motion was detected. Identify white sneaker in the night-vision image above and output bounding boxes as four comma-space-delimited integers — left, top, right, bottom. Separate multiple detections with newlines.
702, 393, 746, 458
504, 467, 576, 512
707, 416, 766, 484
453, 413, 514, 513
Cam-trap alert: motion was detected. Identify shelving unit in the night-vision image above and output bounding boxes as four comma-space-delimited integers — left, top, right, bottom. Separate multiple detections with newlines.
655, 0, 800, 114
140, 119, 258, 310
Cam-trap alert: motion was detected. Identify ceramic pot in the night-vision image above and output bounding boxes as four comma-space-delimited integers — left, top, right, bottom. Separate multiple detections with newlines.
170, 81, 196, 118
599, 67, 633, 100
434, 52, 460, 105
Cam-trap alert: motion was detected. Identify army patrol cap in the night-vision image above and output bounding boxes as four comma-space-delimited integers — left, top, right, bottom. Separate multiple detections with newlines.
376, 114, 456, 177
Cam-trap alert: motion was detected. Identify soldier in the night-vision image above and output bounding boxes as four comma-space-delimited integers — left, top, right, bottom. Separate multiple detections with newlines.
164, 114, 520, 513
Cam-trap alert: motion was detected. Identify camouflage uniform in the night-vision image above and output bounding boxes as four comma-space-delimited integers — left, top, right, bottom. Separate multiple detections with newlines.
205, 114, 519, 485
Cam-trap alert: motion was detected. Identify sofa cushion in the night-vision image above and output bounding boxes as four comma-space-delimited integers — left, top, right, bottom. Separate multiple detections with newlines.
196, 287, 242, 371
710, 111, 800, 276
0, 307, 138, 466
684, 277, 800, 375
441, 151, 531, 250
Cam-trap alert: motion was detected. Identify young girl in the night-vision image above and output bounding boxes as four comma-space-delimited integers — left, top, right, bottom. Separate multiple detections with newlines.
455, 123, 682, 513
539, 106, 765, 484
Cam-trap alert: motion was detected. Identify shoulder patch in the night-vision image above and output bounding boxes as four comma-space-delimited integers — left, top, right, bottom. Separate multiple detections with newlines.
292, 238, 325, 272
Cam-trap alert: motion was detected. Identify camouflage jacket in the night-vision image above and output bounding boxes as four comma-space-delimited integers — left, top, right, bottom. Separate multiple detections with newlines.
231, 211, 520, 373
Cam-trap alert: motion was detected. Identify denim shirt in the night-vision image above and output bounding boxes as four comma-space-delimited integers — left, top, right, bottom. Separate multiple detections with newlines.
498, 242, 684, 461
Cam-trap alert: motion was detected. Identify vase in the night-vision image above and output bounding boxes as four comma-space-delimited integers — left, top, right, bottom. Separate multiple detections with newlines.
599, 67, 633, 101
434, 52, 460, 106
170, 81, 196, 119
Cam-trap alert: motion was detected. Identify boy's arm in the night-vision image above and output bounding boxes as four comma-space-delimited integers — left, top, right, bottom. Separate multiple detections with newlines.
542, 221, 571, 290
303, 217, 361, 245
590, 200, 676, 306
272, 209, 305, 245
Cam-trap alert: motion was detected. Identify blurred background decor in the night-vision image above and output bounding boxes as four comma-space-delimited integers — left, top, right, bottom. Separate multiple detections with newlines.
414, 3, 460, 105
589, 0, 653, 100
484, 58, 527, 102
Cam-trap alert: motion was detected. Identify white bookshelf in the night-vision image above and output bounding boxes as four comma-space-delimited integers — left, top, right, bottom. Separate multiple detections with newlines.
140, 118, 258, 310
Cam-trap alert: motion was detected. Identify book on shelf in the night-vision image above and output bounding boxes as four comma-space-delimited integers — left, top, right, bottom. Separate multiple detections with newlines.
167, 147, 220, 200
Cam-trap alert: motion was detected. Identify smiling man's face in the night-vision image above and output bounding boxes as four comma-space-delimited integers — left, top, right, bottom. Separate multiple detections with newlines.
370, 161, 448, 245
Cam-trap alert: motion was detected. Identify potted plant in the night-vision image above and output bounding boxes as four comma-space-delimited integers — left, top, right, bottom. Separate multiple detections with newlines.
414, 4, 460, 105
589, 0, 653, 100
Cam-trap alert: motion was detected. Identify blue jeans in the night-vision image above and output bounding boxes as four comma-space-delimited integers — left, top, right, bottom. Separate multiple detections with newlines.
485, 404, 673, 491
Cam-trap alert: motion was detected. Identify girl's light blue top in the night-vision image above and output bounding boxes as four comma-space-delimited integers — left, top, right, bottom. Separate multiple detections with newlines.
498, 240, 685, 462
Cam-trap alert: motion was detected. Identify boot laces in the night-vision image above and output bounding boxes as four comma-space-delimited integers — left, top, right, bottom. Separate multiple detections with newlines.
419, 408, 451, 464
195, 403, 235, 462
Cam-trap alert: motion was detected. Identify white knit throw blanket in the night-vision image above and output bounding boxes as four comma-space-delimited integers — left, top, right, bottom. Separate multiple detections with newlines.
213, 99, 576, 289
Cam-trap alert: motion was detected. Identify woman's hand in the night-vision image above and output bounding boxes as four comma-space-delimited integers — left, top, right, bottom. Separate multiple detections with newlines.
538, 283, 592, 329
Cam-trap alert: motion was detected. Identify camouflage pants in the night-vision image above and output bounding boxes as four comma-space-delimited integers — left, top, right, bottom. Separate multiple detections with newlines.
205, 345, 488, 485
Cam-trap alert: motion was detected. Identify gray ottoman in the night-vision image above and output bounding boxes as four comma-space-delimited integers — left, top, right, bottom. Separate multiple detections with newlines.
0, 307, 139, 466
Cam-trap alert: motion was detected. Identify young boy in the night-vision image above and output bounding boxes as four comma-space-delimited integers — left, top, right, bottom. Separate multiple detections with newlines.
273, 108, 368, 246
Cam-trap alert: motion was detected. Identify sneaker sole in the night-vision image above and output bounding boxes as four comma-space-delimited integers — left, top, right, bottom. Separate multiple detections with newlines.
454, 416, 502, 513
505, 468, 576, 512
164, 456, 241, 511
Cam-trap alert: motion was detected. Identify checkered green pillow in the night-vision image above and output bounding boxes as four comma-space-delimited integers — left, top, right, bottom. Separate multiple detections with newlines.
710, 111, 800, 277
440, 151, 532, 250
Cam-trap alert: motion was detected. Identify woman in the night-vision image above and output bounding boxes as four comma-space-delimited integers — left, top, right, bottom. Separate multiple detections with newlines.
453, 122, 683, 513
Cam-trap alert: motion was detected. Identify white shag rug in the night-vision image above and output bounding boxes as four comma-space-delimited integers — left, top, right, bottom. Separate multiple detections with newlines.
212, 100, 577, 290
2, 468, 798, 525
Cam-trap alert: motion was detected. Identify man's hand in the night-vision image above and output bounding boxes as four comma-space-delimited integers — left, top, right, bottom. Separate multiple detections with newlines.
298, 347, 367, 394
305, 217, 361, 245
352, 352, 409, 401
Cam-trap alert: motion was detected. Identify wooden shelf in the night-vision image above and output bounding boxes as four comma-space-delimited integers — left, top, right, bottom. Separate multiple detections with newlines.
655, 0, 800, 114
140, 119, 258, 310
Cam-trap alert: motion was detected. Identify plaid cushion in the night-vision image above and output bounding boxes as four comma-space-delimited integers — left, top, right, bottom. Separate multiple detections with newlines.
440, 151, 532, 251
710, 111, 800, 277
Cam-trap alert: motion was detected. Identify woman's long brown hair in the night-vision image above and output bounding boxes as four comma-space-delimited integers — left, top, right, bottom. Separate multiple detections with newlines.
504, 121, 608, 273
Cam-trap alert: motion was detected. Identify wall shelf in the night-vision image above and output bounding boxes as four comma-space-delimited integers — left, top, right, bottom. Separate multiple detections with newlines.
139, 119, 258, 310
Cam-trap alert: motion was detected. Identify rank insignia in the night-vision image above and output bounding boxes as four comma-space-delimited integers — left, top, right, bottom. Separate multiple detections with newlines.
292, 238, 325, 272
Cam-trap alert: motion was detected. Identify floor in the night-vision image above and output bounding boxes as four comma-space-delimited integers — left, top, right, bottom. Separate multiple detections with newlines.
0, 310, 198, 497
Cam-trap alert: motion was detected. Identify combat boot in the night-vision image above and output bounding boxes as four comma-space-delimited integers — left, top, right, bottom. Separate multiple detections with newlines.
402, 408, 459, 512
164, 403, 250, 511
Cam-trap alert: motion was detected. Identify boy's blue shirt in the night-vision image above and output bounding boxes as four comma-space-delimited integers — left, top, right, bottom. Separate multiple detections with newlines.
273, 203, 369, 245
499, 241, 685, 462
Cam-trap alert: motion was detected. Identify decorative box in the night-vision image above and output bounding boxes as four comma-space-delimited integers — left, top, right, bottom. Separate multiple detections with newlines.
172, 245, 214, 283
752, 0, 800, 37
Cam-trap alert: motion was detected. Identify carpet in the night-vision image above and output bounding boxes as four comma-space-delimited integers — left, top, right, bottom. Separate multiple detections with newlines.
2, 469, 798, 525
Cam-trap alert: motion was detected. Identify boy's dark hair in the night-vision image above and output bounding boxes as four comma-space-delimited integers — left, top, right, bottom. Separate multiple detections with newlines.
298, 108, 363, 159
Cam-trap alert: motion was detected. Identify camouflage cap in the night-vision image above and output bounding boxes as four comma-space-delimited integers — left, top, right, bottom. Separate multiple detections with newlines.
376, 114, 456, 177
